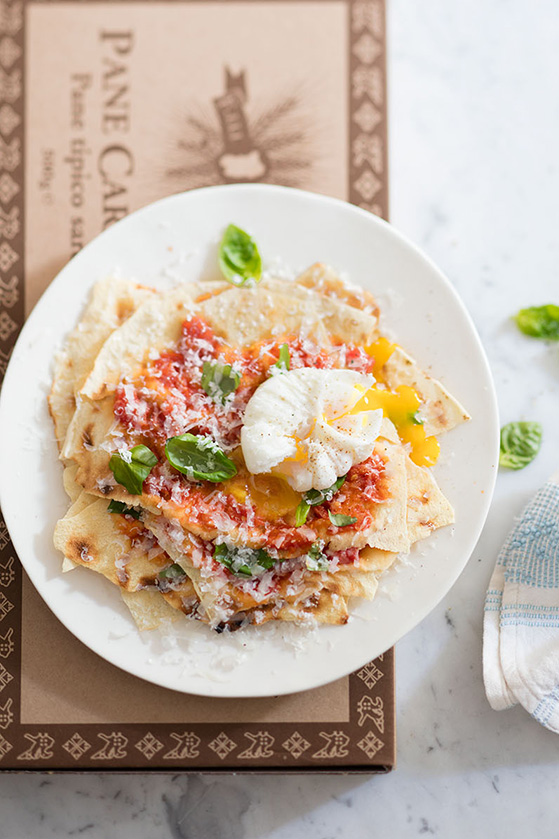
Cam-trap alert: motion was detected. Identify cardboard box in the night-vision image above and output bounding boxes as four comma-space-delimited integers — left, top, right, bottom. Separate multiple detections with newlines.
0, 0, 394, 772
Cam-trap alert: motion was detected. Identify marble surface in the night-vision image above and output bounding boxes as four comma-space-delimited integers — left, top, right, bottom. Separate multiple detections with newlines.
2, 0, 559, 836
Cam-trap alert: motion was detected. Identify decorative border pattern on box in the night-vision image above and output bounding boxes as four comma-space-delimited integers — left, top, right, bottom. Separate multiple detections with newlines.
0, 0, 392, 771
0, 648, 393, 770
0, 0, 24, 772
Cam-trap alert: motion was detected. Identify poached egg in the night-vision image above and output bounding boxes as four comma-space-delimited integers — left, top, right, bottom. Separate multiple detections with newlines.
241, 368, 383, 492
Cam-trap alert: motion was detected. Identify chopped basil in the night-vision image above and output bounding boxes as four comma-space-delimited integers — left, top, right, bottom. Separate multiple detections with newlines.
328, 510, 357, 527
107, 500, 141, 520
218, 224, 262, 287
108, 445, 157, 496
201, 360, 241, 404
515, 304, 559, 340
295, 500, 311, 527
409, 411, 423, 425
305, 541, 329, 571
499, 421, 542, 470
165, 434, 237, 482
295, 476, 347, 527
304, 476, 346, 506
214, 543, 276, 577
158, 563, 187, 581
275, 344, 290, 372
308, 542, 324, 560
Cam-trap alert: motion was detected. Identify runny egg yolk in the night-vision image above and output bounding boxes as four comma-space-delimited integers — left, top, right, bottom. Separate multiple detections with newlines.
362, 338, 440, 467
352, 384, 440, 467
364, 337, 396, 383
283, 435, 310, 464
223, 451, 302, 518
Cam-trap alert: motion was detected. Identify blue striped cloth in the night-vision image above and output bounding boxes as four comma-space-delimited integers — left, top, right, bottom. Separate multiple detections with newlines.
483, 474, 559, 731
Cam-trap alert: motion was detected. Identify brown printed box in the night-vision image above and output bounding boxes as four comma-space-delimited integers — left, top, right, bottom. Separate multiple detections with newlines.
0, 0, 394, 772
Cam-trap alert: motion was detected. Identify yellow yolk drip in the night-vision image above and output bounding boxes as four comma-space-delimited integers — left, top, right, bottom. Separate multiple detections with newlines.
225, 473, 302, 517
352, 384, 441, 468
365, 337, 397, 383
283, 435, 309, 464
361, 338, 441, 466
223, 450, 302, 518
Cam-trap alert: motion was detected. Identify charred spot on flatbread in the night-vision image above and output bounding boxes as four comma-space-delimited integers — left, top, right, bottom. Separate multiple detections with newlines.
82, 427, 93, 449
116, 298, 135, 323
67, 538, 95, 564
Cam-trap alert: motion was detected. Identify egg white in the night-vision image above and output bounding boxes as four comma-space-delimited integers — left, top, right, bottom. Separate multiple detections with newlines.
241, 368, 383, 492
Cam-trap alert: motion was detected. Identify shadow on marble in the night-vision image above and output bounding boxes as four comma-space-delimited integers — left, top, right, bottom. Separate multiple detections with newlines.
0, 770, 388, 838
165, 773, 388, 839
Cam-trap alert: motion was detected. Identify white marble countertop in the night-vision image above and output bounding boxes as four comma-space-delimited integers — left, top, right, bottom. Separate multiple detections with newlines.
2, 0, 559, 836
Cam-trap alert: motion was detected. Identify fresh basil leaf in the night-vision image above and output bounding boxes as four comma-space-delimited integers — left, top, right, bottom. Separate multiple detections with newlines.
305, 541, 328, 571
214, 543, 275, 577
499, 421, 542, 470
328, 510, 357, 527
109, 445, 157, 495
296, 477, 347, 525
218, 224, 262, 287
295, 500, 310, 527
515, 305, 559, 340
275, 344, 290, 372
107, 499, 141, 520
165, 434, 237, 482
201, 360, 241, 403
158, 563, 187, 581
304, 476, 346, 507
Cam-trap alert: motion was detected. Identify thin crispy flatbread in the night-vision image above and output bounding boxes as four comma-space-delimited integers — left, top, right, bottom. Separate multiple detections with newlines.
384, 347, 470, 436
405, 457, 454, 543
79, 283, 202, 401
265, 590, 349, 625
199, 285, 332, 346
257, 276, 379, 343
54, 488, 208, 629
120, 589, 182, 631
327, 438, 410, 554
294, 262, 380, 317
49, 277, 154, 449
54, 496, 170, 591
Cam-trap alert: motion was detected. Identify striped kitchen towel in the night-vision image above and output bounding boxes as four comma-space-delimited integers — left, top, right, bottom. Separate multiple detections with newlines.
483, 473, 559, 732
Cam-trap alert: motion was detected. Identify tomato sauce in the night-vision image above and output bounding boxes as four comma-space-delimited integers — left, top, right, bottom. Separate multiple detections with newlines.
113, 316, 386, 556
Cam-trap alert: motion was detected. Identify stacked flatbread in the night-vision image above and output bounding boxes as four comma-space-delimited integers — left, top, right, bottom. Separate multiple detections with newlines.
50, 264, 469, 632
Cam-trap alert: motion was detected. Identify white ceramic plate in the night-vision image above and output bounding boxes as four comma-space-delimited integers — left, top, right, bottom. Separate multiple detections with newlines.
0, 184, 499, 697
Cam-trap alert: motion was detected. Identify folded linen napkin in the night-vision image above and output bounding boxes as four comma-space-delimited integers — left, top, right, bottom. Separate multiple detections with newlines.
483, 473, 559, 732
